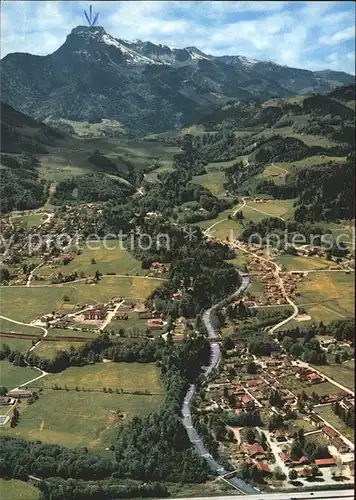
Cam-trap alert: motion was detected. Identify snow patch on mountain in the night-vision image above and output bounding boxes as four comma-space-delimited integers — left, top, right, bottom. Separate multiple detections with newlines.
101, 34, 160, 65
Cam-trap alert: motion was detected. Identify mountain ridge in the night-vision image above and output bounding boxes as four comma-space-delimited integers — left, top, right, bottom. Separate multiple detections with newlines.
1, 25, 354, 134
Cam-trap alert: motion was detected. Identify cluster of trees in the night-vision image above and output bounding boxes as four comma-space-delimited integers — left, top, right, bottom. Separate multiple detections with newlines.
332, 400, 354, 428
148, 245, 240, 318
239, 216, 350, 257
278, 319, 354, 363
115, 336, 210, 482
0, 344, 26, 367
25, 336, 166, 373
225, 408, 263, 427
280, 331, 326, 364
327, 319, 354, 342
0, 154, 49, 213
0, 436, 117, 481
290, 429, 331, 462
51, 173, 135, 205
291, 162, 354, 222
37, 478, 168, 500
248, 335, 278, 357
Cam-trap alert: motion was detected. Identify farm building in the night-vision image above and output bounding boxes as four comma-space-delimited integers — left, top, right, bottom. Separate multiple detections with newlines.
147, 318, 164, 329
314, 458, 336, 468
7, 389, 33, 399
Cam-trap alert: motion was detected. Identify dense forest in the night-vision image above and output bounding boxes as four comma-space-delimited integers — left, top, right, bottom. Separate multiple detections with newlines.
0, 154, 48, 213
51, 173, 135, 205
256, 160, 354, 222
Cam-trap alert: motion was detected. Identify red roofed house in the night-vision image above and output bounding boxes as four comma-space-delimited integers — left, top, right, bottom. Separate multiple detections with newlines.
114, 312, 128, 320
240, 395, 251, 406
322, 426, 338, 439
279, 452, 291, 464
330, 437, 350, 454
253, 462, 271, 474
7, 389, 32, 399
147, 318, 164, 329
83, 307, 106, 320
307, 372, 324, 384
314, 458, 336, 467
292, 456, 309, 466
309, 413, 324, 429
247, 443, 265, 457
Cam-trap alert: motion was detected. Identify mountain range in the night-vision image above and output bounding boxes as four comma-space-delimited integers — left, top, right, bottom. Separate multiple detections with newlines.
1, 25, 354, 134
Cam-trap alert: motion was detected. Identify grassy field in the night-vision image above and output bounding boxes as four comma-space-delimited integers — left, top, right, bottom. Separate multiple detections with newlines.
37, 243, 145, 280
105, 314, 150, 336
243, 199, 296, 221
248, 277, 267, 298
0, 360, 39, 389
296, 272, 355, 322
316, 405, 354, 442
282, 375, 346, 398
0, 336, 35, 353
277, 255, 331, 271
287, 418, 315, 433
34, 362, 164, 394
1, 390, 163, 452
313, 360, 355, 391
46, 327, 97, 338
227, 252, 251, 268
10, 212, 44, 228
311, 221, 354, 247
0, 479, 39, 500
194, 209, 244, 241
193, 170, 227, 197
0, 277, 163, 322
38, 137, 180, 183
259, 164, 289, 186
0, 318, 44, 335
33, 340, 86, 359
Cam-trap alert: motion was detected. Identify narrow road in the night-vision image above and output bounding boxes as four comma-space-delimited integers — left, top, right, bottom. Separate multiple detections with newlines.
7, 274, 167, 288
243, 204, 285, 221
0, 315, 49, 389
271, 162, 288, 175
99, 300, 125, 331
0, 314, 48, 353
204, 197, 247, 236
26, 262, 43, 287
14, 368, 48, 391
181, 272, 258, 494
230, 241, 299, 334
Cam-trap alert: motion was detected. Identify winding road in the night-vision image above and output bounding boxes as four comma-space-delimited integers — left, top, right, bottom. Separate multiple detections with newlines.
181, 271, 259, 494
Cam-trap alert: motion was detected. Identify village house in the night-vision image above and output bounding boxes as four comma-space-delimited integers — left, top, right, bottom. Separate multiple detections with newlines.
339, 397, 355, 412
307, 372, 324, 384
7, 389, 33, 399
314, 458, 336, 468
330, 437, 350, 454
241, 442, 266, 460
308, 413, 324, 429
321, 425, 338, 440
172, 333, 185, 344
114, 312, 128, 320
83, 305, 107, 321
0, 396, 12, 405
147, 318, 164, 329
252, 461, 271, 475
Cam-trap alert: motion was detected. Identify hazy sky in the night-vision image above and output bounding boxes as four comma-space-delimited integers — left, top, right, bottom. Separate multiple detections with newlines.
1, 1, 355, 73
